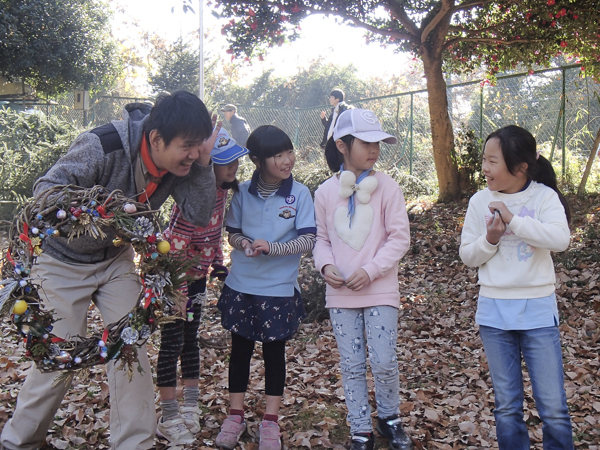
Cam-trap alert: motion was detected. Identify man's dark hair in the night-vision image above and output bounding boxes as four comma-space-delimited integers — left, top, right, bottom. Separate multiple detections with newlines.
330, 89, 345, 102
143, 91, 212, 146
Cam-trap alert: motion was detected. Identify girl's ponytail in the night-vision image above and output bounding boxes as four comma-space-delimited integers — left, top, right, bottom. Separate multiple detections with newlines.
532, 154, 571, 223
324, 135, 354, 173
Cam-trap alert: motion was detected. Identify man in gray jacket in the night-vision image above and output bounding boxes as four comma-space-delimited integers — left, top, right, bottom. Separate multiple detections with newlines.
0, 91, 218, 450
221, 104, 251, 146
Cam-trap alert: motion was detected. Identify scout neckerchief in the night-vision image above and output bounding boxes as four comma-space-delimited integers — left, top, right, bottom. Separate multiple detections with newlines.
138, 134, 168, 203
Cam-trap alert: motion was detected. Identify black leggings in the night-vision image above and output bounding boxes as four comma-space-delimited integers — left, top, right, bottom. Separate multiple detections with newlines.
229, 332, 286, 396
156, 279, 206, 387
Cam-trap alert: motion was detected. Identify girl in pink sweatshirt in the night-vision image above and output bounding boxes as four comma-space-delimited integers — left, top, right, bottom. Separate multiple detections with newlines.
313, 109, 413, 450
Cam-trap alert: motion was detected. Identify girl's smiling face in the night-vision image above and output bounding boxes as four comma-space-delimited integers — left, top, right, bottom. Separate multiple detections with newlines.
482, 137, 527, 193
257, 148, 295, 183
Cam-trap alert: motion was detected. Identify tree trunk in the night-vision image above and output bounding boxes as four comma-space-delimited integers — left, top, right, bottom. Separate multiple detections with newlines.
577, 124, 600, 196
421, 53, 461, 201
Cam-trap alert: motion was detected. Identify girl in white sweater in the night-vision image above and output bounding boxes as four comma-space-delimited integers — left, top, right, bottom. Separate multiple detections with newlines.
459, 125, 573, 450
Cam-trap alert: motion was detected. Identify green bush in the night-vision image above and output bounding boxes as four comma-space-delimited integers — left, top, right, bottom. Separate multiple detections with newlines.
453, 123, 484, 195
0, 108, 81, 222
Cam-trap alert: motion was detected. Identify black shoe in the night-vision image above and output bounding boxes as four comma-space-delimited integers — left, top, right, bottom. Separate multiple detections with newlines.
376, 415, 413, 450
350, 433, 374, 450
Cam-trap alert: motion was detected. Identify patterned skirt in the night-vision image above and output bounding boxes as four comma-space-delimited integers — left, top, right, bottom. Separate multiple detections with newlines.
218, 285, 305, 342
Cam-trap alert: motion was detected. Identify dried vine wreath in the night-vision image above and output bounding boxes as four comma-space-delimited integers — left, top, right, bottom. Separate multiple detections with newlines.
0, 185, 192, 379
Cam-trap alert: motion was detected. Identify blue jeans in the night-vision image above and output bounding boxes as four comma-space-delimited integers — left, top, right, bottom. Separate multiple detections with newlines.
479, 325, 573, 450
330, 306, 400, 434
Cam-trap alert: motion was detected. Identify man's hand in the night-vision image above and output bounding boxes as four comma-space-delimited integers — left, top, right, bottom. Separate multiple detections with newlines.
197, 112, 222, 166
320, 111, 326, 120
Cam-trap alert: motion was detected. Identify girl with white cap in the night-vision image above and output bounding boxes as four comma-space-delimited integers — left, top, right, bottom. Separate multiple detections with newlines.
313, 109, 413, 450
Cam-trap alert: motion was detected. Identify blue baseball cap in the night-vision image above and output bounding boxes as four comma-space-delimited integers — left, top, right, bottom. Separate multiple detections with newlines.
211, 128, 249, 165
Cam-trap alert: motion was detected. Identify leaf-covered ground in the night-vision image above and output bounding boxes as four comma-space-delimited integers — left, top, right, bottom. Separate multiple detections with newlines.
0, 196, 599, 449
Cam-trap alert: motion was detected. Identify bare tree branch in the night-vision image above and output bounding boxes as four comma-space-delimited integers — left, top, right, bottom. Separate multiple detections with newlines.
386, 0, 420, 36
443, 36, 543, 50
420, 0, 453, 44
453, 0, 495, 13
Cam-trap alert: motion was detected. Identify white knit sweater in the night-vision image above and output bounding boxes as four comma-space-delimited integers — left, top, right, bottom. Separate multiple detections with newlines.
459, 181, 570, 299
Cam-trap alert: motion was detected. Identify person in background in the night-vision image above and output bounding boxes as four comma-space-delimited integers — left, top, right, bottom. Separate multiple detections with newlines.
221, 104, 251, 146
214, 125, 316, 450
156, 128, 249, 445
313, 109, 413, 450
459, 125, 573, 450
0, 90, 219, 450
319, 88, 350, 149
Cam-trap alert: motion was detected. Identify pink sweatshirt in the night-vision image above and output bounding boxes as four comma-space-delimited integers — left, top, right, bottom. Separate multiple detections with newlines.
313, 171, 410, 308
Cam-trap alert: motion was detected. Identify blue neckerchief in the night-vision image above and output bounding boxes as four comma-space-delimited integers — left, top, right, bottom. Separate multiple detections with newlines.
341, 164, 371, 228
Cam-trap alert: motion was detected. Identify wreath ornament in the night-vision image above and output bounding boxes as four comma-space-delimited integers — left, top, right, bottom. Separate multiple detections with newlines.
0, 185, 192, 379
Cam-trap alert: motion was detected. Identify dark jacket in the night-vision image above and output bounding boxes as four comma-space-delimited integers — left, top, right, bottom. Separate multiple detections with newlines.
229, 114, 251, 146
34, 103, 216, 264
320, 102, 350, 148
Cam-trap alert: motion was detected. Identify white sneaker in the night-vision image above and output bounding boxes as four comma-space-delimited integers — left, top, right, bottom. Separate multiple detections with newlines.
156, 415, 196, 445
181, 405, 202, 434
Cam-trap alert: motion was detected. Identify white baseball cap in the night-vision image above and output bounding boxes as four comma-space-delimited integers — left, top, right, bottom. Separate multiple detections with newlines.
333, 109, 397, 144
211, 128, 249, 165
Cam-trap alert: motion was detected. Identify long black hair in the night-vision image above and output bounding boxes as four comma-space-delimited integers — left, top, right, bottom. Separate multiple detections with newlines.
485, 125, 571, 223
324, 135, 355, 172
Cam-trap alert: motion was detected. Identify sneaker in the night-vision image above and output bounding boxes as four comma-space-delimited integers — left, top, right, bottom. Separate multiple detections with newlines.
156, 415, 196, 445
181, 405, 202, 434
215, 415, 247, 449
350, 433, 374, 450
258, 420, 282, 450
376, 415, 413, 450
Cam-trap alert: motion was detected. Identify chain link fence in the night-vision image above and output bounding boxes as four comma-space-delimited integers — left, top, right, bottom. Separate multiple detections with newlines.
40, 65, 600, 192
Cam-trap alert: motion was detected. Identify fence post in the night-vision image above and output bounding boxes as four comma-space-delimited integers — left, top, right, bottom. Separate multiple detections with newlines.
294, 109, 300, 148
479, 83, 484, 140
409, 93, 414, 176
549, 71, 566, 163
562, 67, 566, 176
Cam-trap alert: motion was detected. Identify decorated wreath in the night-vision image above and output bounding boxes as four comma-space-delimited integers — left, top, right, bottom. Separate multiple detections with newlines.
0, 185, 193, 378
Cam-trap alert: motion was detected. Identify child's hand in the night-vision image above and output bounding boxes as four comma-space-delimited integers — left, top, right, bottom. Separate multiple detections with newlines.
486, 209, 506, 245
210, 263, 229, 281
345, 269, 371, 291
487, 201, 513, 224
323, 265, 345, 289
252, 239, 270, 255
242, 239, 261, 257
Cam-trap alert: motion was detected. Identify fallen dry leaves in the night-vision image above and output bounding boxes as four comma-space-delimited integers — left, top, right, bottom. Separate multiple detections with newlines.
0, 195, 599, 449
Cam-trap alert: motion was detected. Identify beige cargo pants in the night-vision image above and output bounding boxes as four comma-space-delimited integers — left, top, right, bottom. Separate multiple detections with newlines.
1, 248, 156, 450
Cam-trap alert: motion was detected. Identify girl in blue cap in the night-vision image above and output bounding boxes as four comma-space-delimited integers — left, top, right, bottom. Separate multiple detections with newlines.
156, 129, 249, 445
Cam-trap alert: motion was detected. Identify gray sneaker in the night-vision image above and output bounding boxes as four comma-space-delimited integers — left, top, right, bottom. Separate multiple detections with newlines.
181, 405, 202, 434
156, 415, 196, 445
215, 415, 247, 449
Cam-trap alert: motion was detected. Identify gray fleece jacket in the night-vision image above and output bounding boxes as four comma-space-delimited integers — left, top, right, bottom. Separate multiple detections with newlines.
34, 103, 216, 264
